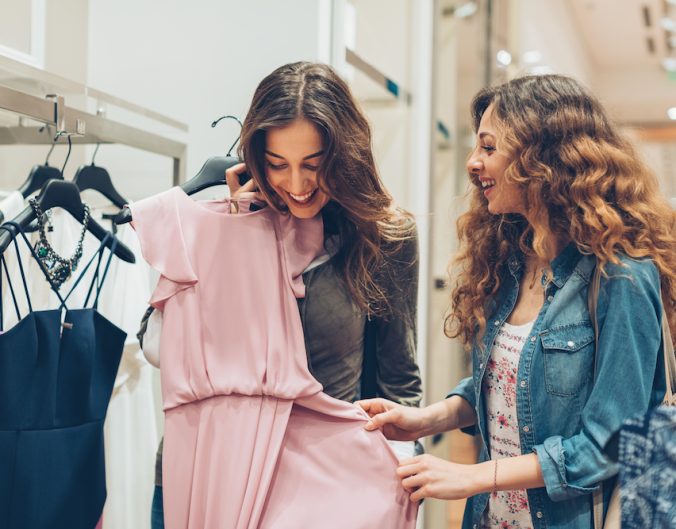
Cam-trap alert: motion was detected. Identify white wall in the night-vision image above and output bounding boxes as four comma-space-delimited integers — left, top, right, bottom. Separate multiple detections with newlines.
342, 0, 418, 211
46, 0, 89, 84
0, 0, 90, 191
87, 0, 326, 199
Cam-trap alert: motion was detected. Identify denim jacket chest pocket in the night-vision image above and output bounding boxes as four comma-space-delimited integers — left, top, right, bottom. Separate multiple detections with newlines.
540, 321, 595, 397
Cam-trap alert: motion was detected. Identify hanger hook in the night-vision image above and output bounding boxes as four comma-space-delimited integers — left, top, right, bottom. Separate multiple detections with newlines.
43, 125, 58, 165
91, 143, 101, 165
211, 115, 243, 156
60, 133, 73, 174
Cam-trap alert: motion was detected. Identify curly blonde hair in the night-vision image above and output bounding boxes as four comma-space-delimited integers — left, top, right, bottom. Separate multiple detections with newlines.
446, 74, 676, 346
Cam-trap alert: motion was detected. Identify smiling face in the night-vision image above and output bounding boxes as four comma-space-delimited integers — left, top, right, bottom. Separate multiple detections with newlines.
263, 118, 330, 219
467, 104, 526, 216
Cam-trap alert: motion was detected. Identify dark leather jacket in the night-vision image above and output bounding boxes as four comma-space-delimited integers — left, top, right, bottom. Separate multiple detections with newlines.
299, 232, 422, 407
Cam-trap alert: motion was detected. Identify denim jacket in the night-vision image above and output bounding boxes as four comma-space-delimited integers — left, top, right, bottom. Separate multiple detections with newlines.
449, 244, 667, 529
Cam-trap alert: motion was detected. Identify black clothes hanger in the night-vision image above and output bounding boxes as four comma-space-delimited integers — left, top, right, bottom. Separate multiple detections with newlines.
115, 115, 251, 225
181, 115, 251, 195
18, 130, 64, 198
72, 144, 128, 209
181, 155, 249, 196
0, 179, 135, 263
19, 165, 63, 199
22, 133, 73, 235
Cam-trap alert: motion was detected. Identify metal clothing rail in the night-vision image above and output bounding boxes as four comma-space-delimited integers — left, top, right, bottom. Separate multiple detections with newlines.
345, 48, 412, 105
0, 84, 187, 185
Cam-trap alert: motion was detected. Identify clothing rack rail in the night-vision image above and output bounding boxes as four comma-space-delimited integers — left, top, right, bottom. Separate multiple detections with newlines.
0, 83, 187, 185
345, 48, 412, 105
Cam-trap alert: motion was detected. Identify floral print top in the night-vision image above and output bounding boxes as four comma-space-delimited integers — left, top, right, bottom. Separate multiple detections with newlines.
481, 320, 535, 529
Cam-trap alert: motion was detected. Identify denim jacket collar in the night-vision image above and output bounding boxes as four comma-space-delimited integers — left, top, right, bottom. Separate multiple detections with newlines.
550, 243, 584, 288
507, 243, 586, 289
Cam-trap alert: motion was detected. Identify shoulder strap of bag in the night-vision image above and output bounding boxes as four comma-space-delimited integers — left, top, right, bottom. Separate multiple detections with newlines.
589, 263, 676, 529
588, 265, 605, 529
661, 305, 675, 406
588, 264, 602, 381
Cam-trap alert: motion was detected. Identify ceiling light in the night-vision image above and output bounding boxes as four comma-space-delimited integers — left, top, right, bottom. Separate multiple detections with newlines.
663, 57, 676, 71
453, 2, 478, 19
661, 17, 676, 32
496, 50, 512, 66
668, 107, 676, 120
522, 50, 543, 64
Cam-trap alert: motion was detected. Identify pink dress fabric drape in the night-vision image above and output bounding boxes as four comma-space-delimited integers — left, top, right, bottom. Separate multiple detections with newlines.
131, 188, 417, 529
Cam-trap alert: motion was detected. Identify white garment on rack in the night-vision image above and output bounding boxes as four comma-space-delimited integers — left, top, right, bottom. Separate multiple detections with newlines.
143, 308, 162, 368
75, 210, 160, 529
0, 191, 24, 220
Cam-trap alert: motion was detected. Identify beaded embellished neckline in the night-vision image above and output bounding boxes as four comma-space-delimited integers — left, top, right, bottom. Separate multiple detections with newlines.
29, 198, 91, 289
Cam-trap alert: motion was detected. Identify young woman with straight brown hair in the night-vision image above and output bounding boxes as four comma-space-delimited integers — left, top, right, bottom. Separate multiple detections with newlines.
149, 61, 422, 528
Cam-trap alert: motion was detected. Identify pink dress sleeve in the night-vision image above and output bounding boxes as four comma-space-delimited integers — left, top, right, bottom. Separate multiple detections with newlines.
129, 188, 198, 309
277, 214, 324, 298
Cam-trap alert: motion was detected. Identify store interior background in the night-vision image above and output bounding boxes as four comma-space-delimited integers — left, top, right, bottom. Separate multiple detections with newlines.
0, 1, 674, 528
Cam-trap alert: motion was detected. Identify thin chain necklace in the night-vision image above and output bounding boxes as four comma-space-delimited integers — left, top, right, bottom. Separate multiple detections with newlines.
29, 198, 91, 289
525, 259, 551, 291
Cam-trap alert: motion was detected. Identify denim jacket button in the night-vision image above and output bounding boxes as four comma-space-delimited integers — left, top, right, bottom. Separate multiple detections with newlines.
536, 511, 543, 518
494, 320, 500, 326
547, 295, 554, 302
523, 425, 530, 432
530, 336, 536, 342
567, 340, 575, 347
479, 363, 484, 369
520, 380, 527, 388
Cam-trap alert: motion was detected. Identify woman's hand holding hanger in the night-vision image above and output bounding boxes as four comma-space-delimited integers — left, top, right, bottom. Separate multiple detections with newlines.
225, 162, 264, 213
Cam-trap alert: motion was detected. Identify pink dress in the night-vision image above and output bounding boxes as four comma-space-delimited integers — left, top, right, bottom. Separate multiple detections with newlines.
130, 187, 417, 529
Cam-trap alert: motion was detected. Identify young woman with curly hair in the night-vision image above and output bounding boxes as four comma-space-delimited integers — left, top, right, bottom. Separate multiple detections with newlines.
358, 74, 675, 529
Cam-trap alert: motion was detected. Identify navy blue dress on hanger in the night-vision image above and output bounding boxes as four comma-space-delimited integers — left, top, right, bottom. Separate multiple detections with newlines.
0, 222, 125, 529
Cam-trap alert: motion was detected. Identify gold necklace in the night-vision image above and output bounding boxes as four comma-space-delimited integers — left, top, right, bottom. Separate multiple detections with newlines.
526, 261, 549, 290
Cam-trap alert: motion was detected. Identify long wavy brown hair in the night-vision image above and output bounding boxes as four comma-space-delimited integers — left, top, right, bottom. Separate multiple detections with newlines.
446, 74, 676, 346
239, 61, 414, 316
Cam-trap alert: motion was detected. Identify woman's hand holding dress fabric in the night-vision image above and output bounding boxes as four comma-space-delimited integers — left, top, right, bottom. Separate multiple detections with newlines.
397, 455, 488, 502
358, 398, 430, 441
